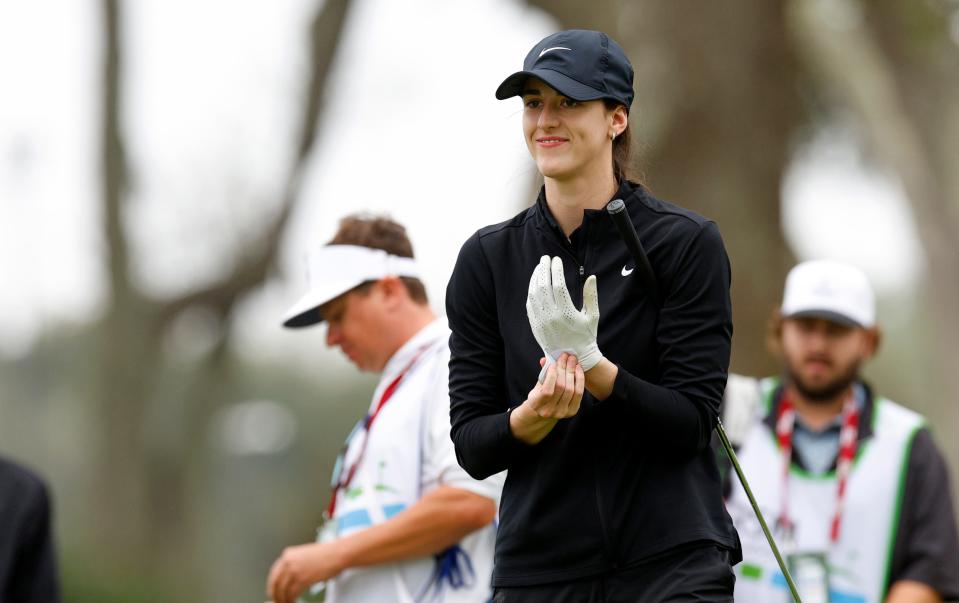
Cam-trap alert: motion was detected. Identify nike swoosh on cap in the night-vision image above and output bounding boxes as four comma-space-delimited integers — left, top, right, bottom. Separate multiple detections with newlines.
622, 266, 634, 276
539, 46, 572, 58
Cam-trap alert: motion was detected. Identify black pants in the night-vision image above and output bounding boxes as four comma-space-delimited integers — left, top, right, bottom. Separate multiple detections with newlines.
492, 545, 735, 603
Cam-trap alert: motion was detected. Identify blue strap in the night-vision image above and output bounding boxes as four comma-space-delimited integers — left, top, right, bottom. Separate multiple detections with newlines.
416, 544, 476, 601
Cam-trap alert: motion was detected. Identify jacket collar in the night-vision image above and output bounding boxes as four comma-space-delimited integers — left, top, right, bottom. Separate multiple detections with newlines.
531, 179, 639, 236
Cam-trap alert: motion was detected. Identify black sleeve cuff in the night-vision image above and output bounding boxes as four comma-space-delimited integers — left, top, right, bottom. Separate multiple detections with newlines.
602, 363, 630, 405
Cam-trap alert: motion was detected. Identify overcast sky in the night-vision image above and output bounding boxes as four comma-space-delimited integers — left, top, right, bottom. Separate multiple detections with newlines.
0, 0, 924, 366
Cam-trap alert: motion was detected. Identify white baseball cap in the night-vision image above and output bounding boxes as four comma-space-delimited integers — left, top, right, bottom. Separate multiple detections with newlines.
781, 260, 876, 328
282, 245, 421, 328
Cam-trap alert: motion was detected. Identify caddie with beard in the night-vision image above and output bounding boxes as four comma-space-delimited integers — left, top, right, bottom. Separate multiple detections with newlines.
720, 259, 959, 603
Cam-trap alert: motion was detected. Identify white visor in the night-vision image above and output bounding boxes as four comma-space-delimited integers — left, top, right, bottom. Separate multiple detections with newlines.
282, 245, 421, 328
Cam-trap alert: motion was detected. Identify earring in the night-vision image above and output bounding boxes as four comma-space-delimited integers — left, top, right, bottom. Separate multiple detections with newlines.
611, 131, 617, 141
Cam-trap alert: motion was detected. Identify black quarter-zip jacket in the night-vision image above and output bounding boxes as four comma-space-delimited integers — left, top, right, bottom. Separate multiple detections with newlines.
446, 181, 741, 587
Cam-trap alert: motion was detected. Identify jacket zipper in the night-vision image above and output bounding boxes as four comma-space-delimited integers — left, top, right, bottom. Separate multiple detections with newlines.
541, 236, 584, 300
540, 226, 589, 300
581, 221, 614, 569
578, 218, 590, 288
540, 220, 617, 569
592, 460, 616, 569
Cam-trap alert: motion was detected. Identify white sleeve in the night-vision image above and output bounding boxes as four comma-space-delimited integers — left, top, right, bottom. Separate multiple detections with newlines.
420, 347, 505, 505
722, 373, 763, 447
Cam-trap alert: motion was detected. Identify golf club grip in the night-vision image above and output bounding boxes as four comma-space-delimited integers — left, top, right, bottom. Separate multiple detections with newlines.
606, 199, 662, 307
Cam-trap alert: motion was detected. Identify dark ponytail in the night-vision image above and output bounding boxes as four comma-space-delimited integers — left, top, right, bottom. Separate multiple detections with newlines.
604, 100, 634, 183
612, 124, 632, 183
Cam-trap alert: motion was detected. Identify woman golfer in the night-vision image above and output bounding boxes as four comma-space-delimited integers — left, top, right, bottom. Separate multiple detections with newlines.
446, 29, 741, 602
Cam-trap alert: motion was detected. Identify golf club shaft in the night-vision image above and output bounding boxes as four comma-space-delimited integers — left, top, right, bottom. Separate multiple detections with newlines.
604, 198, 803, 603
715, 418, 802, 602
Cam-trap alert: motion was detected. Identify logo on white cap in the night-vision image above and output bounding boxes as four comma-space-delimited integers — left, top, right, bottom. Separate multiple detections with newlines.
781, 260, 875, 328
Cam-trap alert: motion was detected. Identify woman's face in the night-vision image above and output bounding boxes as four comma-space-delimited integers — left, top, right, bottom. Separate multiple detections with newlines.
521, 78, 625, 181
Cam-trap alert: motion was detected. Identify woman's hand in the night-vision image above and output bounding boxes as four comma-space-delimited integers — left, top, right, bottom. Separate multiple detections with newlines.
509, 353, 585, 445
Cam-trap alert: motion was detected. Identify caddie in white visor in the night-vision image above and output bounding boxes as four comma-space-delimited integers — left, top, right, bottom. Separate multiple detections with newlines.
282, 245, 421, 328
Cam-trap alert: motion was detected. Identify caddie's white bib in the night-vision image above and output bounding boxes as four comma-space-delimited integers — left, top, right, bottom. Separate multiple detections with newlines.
324, 320, 501, 603
726, 378, 924, 603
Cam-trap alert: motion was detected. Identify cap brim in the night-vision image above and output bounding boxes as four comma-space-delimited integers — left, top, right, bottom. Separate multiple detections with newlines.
495, 69, 605, 102
281, 278, 360, 328
282, 291, 327, 328
783, 309, 864, 328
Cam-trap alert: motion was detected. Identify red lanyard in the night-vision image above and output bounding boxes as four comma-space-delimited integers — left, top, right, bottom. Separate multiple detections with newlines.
776, 391, 860, 544
325, 345, 430, 519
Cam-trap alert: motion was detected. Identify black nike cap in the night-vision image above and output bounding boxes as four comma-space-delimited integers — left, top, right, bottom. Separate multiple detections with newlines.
495, 29, 634, 110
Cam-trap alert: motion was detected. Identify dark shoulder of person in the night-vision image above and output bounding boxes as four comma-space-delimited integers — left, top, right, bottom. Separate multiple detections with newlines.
449, 204, 537, 278
888, 427, 959, 599
476, 202, 538, 241
626, 183, 719, 239
624, 182, 728, 284
0, 456, 60, 603
0, 455, 50, 518
627, 182, 715, 227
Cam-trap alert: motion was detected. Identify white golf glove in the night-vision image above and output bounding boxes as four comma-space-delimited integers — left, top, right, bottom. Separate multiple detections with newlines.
526, 255, 603, 381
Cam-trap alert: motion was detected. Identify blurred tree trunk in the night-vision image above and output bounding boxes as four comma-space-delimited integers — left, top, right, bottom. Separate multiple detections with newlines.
525, 0, 804, 375
865, 1, 959, 473
94, 0, 156, 559
786, 0, 959, 492
92, 0, 355, 588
